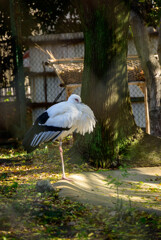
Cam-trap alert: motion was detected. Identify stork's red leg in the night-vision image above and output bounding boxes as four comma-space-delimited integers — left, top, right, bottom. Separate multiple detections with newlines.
59, 141, 71, 181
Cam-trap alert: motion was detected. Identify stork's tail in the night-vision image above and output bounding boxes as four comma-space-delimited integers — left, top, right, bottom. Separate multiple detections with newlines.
22, 125, 38, 153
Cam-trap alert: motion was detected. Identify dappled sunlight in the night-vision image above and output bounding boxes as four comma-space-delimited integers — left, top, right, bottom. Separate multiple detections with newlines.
54, 167, 161, 213
0, 141, 161, 239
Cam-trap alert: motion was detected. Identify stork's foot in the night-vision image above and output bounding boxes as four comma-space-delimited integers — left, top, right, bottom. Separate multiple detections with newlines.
61, 176, 72, 181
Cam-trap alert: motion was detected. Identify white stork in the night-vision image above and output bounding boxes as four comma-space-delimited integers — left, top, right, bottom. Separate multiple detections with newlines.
23, 94, 96, 180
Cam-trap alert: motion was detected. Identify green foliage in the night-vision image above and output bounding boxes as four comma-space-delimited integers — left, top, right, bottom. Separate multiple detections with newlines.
0, 0, 81, 87
0, 0, 81, 37
0, 141, 161, 239
0, 182, 18, 196
119, 164, 130, 178
130, 0, 161, 27
77, 125, 142, 169
106, 164, 131, 216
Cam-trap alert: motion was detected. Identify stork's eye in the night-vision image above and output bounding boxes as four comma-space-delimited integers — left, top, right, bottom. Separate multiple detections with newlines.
75, 98, 79, 102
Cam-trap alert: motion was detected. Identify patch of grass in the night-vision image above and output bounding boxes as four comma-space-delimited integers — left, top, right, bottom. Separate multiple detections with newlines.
0, 138, 161, 239
120, 133, 161, 167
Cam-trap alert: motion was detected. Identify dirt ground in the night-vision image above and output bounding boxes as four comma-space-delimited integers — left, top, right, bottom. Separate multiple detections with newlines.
54, 167, 161, 215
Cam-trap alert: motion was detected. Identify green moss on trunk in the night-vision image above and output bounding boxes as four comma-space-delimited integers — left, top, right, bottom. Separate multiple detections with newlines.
74, 0, 138, 167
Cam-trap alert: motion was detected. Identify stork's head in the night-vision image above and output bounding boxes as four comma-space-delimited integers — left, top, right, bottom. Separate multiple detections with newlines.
68, 94, 81, 104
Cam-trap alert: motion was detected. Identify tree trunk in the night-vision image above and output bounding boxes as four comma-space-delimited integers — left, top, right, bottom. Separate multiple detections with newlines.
130, 10, 161, 137
157, 17, 161, 66
75, 0, 137, 167
9, 0, 27, 138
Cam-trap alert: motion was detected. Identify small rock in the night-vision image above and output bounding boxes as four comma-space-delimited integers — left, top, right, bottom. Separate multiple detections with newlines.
67, 221, 75, 226
36, 180, 55, 193
109, 211, 117, 217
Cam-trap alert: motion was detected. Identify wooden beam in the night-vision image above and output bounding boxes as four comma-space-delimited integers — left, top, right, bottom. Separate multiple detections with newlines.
130, 97, 144, 102
144, 84, 150, 134
65, 83, 82, 88
28, 71, 57, 78
48, 58, 84, 65
26, 37, 84, 47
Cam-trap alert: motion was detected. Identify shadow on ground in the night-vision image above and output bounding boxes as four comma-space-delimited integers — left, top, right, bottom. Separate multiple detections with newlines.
54, 167, 161, 215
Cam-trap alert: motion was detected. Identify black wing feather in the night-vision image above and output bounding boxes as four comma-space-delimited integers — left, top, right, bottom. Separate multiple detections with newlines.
23, 110, 70, 153
23, 123, 70, 153
35, 111, 49, 125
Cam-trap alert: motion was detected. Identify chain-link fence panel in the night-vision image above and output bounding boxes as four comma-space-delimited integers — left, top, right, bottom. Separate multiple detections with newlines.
29, 32, 148, 127
31, 77, 45, 103
29, 33, 84, 121
129, 85, 144, 98
47, 77, 66, 102
32, 108, 46, 123
128, 30, 158, 56
132, 103, 146, 128
72, 86, 81, 96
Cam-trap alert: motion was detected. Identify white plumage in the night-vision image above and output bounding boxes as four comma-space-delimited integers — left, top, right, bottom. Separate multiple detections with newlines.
23, 94, 96, 180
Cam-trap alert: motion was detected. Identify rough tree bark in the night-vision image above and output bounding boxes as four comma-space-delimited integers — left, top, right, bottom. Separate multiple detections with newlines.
157, 17, 161, 66
9, 0, 27, 138
74, 0, 138, 167
130, 10, 161, 137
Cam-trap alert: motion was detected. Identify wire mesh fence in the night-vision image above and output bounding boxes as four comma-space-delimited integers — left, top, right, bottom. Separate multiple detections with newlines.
0, 76, 31, 102
1, 32, 156, 129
